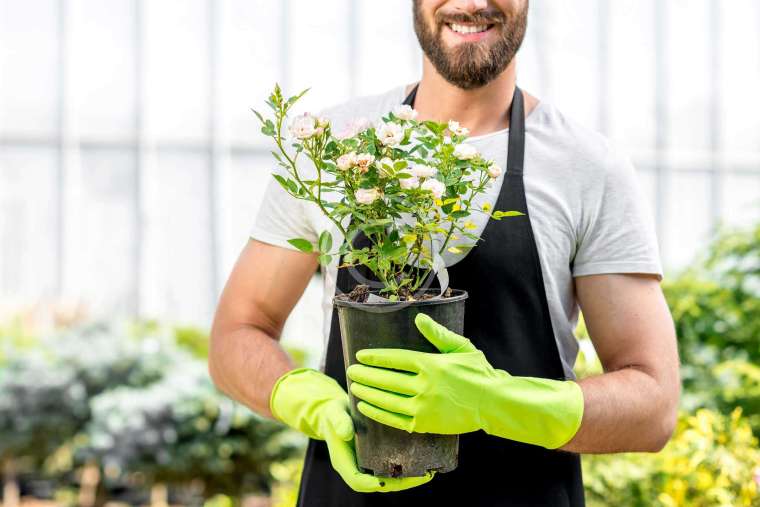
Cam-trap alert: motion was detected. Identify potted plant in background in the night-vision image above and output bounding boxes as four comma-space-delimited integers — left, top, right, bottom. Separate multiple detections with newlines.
254, 85, 522, 478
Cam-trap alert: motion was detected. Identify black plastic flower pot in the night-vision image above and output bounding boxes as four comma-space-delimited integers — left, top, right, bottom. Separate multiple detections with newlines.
333, 289, 468, 478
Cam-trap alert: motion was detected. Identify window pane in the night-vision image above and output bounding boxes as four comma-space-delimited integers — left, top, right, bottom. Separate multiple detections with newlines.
608, 1, 657, 159
140, 150, 213, 324
720, 173, 760, 230
145, 0, 209, 143
531, 0, 601, 130
287, 0, 351, 112
0, 0, 59, 138
719, 0, 760, 164
218, 153, 270, 279
355, 1, 420, 96
663, 171, 713, 269
70, 0, 136, 141
0, 146, 58, 300
64, 148, 137, 315
221, 0, 283, 147
666, 0, 712, 166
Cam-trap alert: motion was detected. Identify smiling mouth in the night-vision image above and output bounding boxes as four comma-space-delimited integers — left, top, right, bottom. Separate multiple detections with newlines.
446, 22, 494, 35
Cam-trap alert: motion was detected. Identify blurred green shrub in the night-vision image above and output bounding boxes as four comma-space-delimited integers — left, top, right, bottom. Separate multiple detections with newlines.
584, 408, 760, 506
0, 320, 305, 503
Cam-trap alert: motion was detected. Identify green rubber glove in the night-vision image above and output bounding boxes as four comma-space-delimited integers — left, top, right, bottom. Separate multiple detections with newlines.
346, 314, 584, 449
269, 368, 435, 492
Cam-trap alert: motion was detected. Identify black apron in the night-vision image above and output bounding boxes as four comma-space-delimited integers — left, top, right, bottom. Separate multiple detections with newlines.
297, 85, 585, 506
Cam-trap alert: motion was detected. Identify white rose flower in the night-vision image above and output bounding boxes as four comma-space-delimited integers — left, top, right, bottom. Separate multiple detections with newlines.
355, 187, 382, 205
421, 179, 445, 199
336, 117, 371, 139
410, 163, 437, 178
289, 113, 317, 139
393, 104, 418, 121
399, 176, 420, 190
488, 163, 503, 179
376, 157, 395, 177
453, 143, 478, 160
448, 120, 469, 136
355, 153, 375, 173
377, 121, 405, 147
336, 152, 358, 171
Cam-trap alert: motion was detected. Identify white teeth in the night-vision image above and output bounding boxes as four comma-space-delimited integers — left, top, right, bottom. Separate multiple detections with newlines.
449, 23, 489, 34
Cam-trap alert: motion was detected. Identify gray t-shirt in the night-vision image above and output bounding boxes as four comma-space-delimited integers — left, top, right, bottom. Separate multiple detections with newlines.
250, 85, 663, 378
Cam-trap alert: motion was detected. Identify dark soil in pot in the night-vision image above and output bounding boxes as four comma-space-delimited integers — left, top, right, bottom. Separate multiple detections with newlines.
334, 288, 468, 478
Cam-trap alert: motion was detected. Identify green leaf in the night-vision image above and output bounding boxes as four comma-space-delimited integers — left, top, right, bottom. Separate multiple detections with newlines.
318, 231, 333, 254
318, 253, 333, 265
492, 210, 525, 219
251, 108, 265, 124
287, 238, 313, 253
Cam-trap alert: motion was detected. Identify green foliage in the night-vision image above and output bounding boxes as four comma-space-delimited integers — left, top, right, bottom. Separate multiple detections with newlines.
0, 320, 304, 500
255, 85, 521, 298
662, 223, 760, 432
583, 408, 760, 506
578, 223, 760, 505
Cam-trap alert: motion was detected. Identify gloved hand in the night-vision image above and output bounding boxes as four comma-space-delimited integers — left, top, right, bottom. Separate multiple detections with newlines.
269, 368, 435, 492
346, 314, 584, 449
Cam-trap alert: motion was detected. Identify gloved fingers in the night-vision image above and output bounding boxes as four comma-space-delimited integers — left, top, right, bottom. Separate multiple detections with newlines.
355, 348, 424, 373
323, 401, 355, 441
357, 400, 414, 432
324, 430, 434, 492
346, 364, 421, 396
415, 313, 476, 353
350, 382, 416, 416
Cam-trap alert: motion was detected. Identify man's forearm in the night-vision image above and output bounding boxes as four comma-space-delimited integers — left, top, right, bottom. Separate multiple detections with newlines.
559, 366, 679, 454
209, 324, 295, 418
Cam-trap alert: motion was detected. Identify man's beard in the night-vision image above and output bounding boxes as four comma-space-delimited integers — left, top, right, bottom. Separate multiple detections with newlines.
413, 1, 528, 90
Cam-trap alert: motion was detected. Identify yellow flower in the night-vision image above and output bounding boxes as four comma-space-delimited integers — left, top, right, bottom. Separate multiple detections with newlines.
482, 202, 492, 212
447, 247, 462, 254
464, 220, 476, 230
402, 234, 417, 244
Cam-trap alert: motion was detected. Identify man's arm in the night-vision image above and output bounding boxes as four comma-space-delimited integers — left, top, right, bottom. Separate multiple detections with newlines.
209, 238, 318, 418
560, 273, 681, 454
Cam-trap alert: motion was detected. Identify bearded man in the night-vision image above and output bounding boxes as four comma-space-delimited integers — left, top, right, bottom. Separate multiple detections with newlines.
209, 1, 681, 505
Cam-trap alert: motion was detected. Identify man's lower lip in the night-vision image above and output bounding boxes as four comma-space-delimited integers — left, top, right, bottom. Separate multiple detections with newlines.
444, 24, 493, 41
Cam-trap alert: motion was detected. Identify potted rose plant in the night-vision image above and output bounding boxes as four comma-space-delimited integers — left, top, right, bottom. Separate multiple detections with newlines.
253, 85, 521, 478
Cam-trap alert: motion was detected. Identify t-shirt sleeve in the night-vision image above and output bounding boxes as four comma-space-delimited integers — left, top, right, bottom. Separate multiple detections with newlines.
571, 147, 664, 281
249, 168, 319, 251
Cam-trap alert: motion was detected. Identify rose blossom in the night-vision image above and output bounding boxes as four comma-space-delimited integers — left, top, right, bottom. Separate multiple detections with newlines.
355, 153, 375, 173
317, 116, 329, 128
289, 113, 317, 139
336, 117, 371, 139
336, 152, 358, 171
399, 176, 420, 190
393, 104, 418, 121
421, 179, 445, 199
377, 121, 404, 146
448, 120, 469, 136
410, 163, 437, 178
355, 187, 381, 205
488, 163, 503, 179
453, 143, 478, 160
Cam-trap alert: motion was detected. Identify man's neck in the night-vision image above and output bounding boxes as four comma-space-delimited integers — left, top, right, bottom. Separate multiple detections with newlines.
408, 57, 536, 137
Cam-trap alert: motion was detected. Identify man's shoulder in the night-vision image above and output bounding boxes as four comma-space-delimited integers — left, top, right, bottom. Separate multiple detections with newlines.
530, 101, 628, 178
318, 85, 408, 134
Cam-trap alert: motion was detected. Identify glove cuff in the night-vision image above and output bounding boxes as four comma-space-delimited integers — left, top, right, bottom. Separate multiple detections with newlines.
480, 373, 585, 449
269, 367, 316, 423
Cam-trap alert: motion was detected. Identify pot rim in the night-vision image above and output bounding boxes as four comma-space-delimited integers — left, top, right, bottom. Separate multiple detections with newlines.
333, 288, 468, 309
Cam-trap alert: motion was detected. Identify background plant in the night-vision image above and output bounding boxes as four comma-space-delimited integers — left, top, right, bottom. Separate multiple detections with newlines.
254, 85, 521, 299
